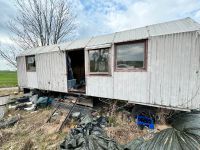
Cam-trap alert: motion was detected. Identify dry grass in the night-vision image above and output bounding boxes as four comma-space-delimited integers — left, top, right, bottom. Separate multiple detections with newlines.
105, 124, 149, 145
0, 107, 152, 149
104, 111, 151, 145
0, 108, 69, 150
0, 89, 19, 96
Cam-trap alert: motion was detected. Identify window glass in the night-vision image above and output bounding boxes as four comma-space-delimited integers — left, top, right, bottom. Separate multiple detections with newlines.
116, 42, 145, 69
26, 56, 36, 71
89, 48, 109, 73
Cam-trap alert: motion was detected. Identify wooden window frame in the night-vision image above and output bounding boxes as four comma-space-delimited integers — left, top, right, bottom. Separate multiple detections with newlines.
87, 47, 111, 75
114, 39, 148, 72
26, 55, 36, 72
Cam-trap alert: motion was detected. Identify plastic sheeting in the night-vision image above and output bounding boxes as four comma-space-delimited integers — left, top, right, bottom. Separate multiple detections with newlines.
60, 111, 200, 150
36, 97, 53, 108
60, 114, 123, 150
125, 111, 200, 150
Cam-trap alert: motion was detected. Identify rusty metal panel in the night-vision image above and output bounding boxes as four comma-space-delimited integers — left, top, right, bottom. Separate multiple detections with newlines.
16, 56, 27, 87
36, 51, 67, 93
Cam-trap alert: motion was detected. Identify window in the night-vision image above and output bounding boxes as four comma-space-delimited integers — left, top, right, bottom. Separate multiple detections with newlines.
88, 48, 110, 74
115, 41, 146, 71
26, 55, 36, 71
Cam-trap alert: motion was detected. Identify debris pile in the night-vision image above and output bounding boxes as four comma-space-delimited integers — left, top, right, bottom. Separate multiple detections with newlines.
1, 90, 200, 150
8, 95, 53, 111
60, 114, 122, 150
60, 111, 200, 150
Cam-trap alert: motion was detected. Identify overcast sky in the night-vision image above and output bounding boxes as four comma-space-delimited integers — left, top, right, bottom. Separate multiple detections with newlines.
0, 0, 200, 70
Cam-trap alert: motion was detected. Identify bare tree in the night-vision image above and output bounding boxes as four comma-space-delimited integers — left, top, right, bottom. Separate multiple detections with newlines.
0, 49, 16, 68
8, 0, 77, 50
0, 43, 22, 68
0, 0, 77, 68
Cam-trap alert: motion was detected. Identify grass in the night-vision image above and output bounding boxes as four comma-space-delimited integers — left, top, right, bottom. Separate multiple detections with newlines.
0, 71, 17, 88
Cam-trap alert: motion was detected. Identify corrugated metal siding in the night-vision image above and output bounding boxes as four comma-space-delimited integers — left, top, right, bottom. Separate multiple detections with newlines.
87, 34, 115, 47
113, 72, 150, 103
16, 56, 27, 87
16, 18, 200, 110
65, 38, 91, 50
114, 27, 149, 43
187, 31, 200, 109
86, 31, 200, 110
36, 51, 67, 92
149, 32, 200, 109
85, 45, 114, 98
86, 76, 113, 98
148, 18, 200, 37
27, 72, 38, 88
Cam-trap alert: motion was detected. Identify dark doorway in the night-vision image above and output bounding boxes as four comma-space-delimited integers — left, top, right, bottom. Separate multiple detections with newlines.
67, 49, 85, 93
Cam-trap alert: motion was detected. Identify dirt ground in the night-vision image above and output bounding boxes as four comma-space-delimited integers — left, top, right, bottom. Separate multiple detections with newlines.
0, 108, 69, 150
0, 88, 19, 96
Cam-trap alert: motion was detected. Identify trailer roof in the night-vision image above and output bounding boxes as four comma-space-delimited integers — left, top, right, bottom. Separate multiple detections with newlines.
18, 17, 200, 56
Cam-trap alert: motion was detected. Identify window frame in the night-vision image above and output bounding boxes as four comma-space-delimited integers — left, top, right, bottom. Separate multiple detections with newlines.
87, 47, 111, 75
26, 55, 36, 72
114, 39, 148, 72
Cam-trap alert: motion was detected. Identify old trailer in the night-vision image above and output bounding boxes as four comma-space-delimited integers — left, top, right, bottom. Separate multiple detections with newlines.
16, 18, 200, 111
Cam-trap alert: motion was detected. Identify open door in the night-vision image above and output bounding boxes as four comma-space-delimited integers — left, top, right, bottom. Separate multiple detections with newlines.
66, 49, 85, 93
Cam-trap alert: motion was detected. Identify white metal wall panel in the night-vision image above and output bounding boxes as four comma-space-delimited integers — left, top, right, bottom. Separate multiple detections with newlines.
27, 72, 38, 88
113, 72, 149, 103
86, 76, 113, 98
149, 32, 200, 109
114, 27, 149, 43
65, 38, 91, 50
36, 51, 67, 93
187, 31, 200, 109
86, 31, 200, 110
83, 33, 115, 47
16, 56, 27, 87
148, 18, 200, 37
85, 45, 114, 98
